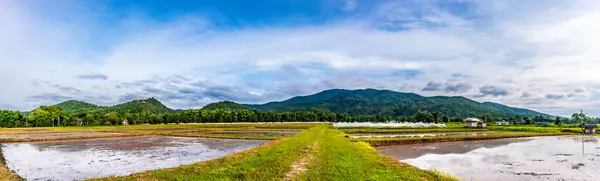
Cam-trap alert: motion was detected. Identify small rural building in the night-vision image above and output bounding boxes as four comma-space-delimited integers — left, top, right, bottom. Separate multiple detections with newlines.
496, 120, 510, 126
122, 119, 129, 125
583, 124, 596, 134
465, 118, 486, 128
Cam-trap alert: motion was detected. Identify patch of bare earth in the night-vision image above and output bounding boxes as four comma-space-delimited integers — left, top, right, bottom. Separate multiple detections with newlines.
284, 142, 319, 181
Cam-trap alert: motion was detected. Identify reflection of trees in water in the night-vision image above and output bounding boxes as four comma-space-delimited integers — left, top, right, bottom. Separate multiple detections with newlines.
378, 138, 533, 160
567, 136, 599, 143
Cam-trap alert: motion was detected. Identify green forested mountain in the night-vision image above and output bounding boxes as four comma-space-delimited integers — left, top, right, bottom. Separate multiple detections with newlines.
53, 98, 173, 116
55, 100, 101, 115
245, 89, 550, 118
201, 101, 251, 111
100, 98, 173, 115
249, 89, 352, 110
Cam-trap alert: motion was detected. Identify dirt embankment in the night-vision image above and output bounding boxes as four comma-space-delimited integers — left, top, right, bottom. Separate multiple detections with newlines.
358, 133, 569, 146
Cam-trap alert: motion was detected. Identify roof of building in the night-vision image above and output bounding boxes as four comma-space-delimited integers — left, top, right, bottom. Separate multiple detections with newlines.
583, 124, 597, 129
464, 118, 481, 122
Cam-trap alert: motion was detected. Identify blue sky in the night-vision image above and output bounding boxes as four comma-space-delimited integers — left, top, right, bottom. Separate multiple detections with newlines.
2, 0, 600, 116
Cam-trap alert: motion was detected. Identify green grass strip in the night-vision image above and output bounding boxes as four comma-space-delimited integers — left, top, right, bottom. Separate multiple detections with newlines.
296, 125, 457, 181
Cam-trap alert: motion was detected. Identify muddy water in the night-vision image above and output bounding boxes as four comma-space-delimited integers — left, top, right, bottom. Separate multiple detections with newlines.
377, 136, 600, 181
350, 132, 489, 139
207, 130, 299, 136
0, 132, 123, 139
1, 136, 268, 181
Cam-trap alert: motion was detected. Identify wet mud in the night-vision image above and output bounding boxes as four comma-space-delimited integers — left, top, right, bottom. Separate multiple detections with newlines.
350, 132, 489, 139
205, 131, 299, 136
0, 132, 123, 139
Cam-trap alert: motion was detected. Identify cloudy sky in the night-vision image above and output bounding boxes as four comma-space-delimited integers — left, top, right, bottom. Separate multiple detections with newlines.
1, 0, 600, 116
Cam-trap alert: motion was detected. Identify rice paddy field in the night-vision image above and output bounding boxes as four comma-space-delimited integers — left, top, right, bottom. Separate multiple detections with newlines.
0, 122, 592, 180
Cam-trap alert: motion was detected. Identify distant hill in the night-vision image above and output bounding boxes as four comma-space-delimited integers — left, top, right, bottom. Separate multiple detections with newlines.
55, 100, 101, 115
245, 89, 550, 118
201, 101, 251, 111
52, 98, 174, 115
100, 98, 174, 115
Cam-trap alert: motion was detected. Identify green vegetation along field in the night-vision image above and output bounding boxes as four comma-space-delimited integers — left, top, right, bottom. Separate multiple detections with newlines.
341, 124, 586, 146
340, 124, 586, 135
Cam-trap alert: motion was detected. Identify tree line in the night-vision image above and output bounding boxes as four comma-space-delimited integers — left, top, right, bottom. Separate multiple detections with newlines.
0, 106, 597, 128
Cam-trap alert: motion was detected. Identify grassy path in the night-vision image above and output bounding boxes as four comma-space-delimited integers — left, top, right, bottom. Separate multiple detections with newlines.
296, 125, 456, 181
92, 124, 456, 181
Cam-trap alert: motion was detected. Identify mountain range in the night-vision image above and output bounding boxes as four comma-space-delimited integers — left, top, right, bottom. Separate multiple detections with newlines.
244, 89, 549, 118
47, 89, 548, 118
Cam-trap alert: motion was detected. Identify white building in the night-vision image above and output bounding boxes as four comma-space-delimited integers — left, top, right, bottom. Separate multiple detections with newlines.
465, 118, 486, 128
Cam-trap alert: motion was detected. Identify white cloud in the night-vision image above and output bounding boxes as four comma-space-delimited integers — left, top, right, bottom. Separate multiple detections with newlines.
2, 0, 600, 116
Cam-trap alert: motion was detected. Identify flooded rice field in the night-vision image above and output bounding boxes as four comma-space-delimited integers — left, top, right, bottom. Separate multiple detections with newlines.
0, 132, 123, 139
1, 136, 268, 180
350, 132, 488, 139
377, 136, 600, 181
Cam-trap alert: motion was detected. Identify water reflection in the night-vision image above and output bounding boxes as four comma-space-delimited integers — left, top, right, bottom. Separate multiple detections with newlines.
378, 136, 600, 181
1, 136, 267, 180
377, 137, 532, 160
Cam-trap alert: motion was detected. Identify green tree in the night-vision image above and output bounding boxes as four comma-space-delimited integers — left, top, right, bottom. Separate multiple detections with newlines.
105, 112, 121, 125
28, 106, 68, 127
525, 117, 533, 125
572, 110, 590, 124
0, 110, 24, 128
414, 110, 434, 123
483, 114, 494, 124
